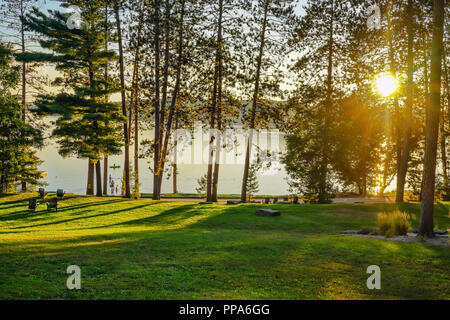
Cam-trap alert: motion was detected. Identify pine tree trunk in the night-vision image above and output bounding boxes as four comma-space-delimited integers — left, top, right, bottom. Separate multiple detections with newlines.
131, 4, 144, 196
103, 4, 109, 195
420, 37, 430, 202
441, 46, 449, 199
95, 160, 102, 196
207, 1, 224, 202
20, 0, 27, 192
103, 6, 109, 195
114, 0, 131, 198
153, 0, 162, 200
396, 0, 414, 203
418, 0, 445, 237
157, 0, 171, 198
211, 0, 224, 203
103, 156, 108, 195
157, 0, 186, 195
241, 0, 269, 203
87, 159, 95, 195
173, 116, 179, 194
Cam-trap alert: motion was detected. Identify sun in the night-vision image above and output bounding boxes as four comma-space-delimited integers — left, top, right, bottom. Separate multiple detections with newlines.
374, 73, 397, 97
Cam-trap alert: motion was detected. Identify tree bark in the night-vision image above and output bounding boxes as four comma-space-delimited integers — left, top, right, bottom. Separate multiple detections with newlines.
86, 159, 95, 195
418, 0, 444, 237
440, 46, 449, 199
113, 0, 131, 198
318, 0, 334, 204
153, 0, 162, 200
211, 0, 224, 203
103, 5, 109, 195
396, 0, 414, 203
20, 0, 27, 192
173, 115, 179, 194
157, 0, 186, 195
157, 0, 171, 197
241, 0, 269, 203
207, 1, 224, 202
95, 160, 102, 196
129, 3, 144, 195
420, 36, 430, 202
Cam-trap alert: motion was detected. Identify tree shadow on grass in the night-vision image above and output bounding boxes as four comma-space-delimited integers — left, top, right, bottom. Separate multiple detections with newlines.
8, 202, 161, 229
0, 199, 128, 222
88, 204, 201, 229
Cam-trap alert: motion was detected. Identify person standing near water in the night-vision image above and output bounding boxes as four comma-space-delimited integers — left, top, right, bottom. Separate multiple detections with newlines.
110, 180, 115, 195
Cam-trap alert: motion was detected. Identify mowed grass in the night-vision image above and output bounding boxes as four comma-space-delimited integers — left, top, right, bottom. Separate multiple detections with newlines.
0, 193, 448, 300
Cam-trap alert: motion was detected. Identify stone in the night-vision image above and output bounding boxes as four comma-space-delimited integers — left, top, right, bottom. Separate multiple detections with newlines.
341, 230, 358, 235
226, 200, 241, 205
255, 209, 281, 217
198, 201, 213, 205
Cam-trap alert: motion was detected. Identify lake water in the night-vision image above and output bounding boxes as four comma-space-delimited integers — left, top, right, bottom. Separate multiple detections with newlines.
36, 124, 290, 196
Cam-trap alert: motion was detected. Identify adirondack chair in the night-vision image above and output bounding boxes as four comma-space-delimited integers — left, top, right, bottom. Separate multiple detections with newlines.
28, 198, 38, 211
56, 189, 65, 199
47, 198, 58, 211
38, 188, 48, 199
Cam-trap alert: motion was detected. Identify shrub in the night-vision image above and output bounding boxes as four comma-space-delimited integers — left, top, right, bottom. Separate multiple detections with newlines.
377, 210, 411, 237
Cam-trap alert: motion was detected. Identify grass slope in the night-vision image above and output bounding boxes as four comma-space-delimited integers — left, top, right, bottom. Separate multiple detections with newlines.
0, 193, 448, 299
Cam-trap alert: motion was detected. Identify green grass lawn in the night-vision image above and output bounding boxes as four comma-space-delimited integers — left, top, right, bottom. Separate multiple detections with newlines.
0, 193, 448, 300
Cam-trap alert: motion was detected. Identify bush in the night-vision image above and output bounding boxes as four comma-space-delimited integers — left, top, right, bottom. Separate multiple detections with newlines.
377, 210, 411, 237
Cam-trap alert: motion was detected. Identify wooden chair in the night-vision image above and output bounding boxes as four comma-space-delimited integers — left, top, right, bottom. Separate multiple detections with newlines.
56, 189, 65, 199
47, 198, 58, 211
28, 198, 38, 211
38, 188, 48, 199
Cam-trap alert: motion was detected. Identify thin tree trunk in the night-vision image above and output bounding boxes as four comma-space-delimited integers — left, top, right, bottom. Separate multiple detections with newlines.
387, 1, 403, 203
103, 5, 109, 195
114, 0, 130, 198
211, 0, 224, 203
158, 0, 171, 196
157, 0, 186, 195
95, 160, 102, 196
173, 115, 179, 194
241, 0, 269, 203
130, 4, 144, 195
318, 0, 334, 204
396, 0, 414, 203
420, 36, 430, 202
418, 0, 444, 237
20, 0, 27, 192
153, 0, 162, 200
103, 156, 108, 195
207, 1, 224, 202
87, 159, 94, 195
441, 46, 449, 199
